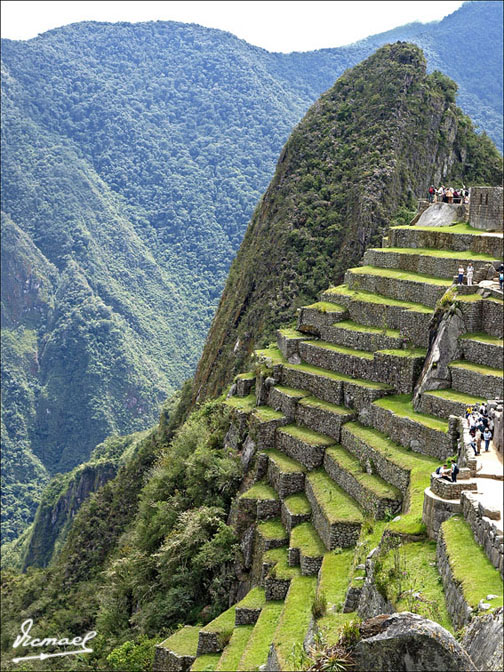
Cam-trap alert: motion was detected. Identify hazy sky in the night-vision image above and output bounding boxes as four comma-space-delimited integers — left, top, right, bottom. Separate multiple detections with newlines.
1, 0, 465, 52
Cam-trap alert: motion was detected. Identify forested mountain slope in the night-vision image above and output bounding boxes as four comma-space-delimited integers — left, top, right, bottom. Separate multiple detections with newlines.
1, 0, 502, 543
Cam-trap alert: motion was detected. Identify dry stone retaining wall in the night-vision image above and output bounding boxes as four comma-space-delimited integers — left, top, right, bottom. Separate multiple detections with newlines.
153, 646, 195, 672
319, 323, 403, 351
295, 400, 353, 442
419, 392, 468, 420
345, 270, 448, 308
363, 249, 495, 279
449, 365, 503, 400
469, 187, 504, 231
388, 227, 504, 258
430, 474, 477, 499
422, 487, 462, 539
461, 492, 504, 577
235, 606, 261, 626
305, 478, 361, 549
280, 365, 343, 405
267, 459, 305, 498
437, 527, 473, 630
276, 431, 327, 470
460, 338, 504, 369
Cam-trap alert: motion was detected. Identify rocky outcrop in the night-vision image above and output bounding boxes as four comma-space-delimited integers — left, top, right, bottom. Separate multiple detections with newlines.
462, 609, 504, 672
355, 612, 476, 671
416, 202, 467, 227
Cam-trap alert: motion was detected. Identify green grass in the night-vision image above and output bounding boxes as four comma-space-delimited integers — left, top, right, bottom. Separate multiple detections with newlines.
238, 601, 284, 672
307, 340, 374, 359
284, 361, 393, 390
298, 396, 351, 415
240, 482, 278, 501
325, 445, 402, 500
316, 613, 358, 646
253, 406, 285, 422
425, 388, 485, 405
271, 385, 309, 399
191, 654, 221, 671
391, 222, 495, 235
317, 549, 355, 608
224, 394, 256, 411
263, 547, 301, 580
343, 422, 438, 536
324, 285, 433, 314
459, 332, 504, 346
236, 371, 255, 380
257, 518, 288, 541
442, 517, 503, 611
236, 586, 266, 610
332, 320, 401, 337
201, 605, 236, 635
277, 328, 307, 339
450, 360, 503, 377
377, 348, 426, 358
272, 575, 318, 669
290, 522, 326, 558
215, 625, 254, 671
263, 448, 306, 474
372, 246, 497, 261
159, 625, 200, 656
306, 470, 363, 523
455, 293, 484, 303
279, 424, 336, 447
304, 301, 346, 313
348, 265, 453, 287
254, 346, 287, 365
283, 493, 311, 516
375, 541, 453, 631
373, 394, 449, 432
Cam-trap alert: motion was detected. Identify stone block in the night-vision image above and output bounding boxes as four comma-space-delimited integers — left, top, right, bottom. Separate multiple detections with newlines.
275, 429, 327, 470
280, 500, 311, 533
422, 487, 462, 539
280, 364, 344, 406
305, 478, 361, 549
267, 458, 305, 499
295, 399, 353, 442
153, 646, 195, 672
430, 474, 477, 500
264, 577, 290, 601
469, 187, 504, 231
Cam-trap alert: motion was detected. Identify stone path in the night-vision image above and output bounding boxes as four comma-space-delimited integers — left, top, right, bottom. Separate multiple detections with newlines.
474, 442, 504, 531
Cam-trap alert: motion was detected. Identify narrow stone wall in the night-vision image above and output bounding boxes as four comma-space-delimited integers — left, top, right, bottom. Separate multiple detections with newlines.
305, 479, 361, 549
461, 492, 504, 577
449, 365, 503, 400
153, 645, 195, 672
430, 474, 477, 500
295, 401, 352, 442
437, 527, 473, 630
267, 458, 305, 498
422, 487, 462, 539
275, 431, 326, 470
460, 338, 504, 369
469, 187, 504, 231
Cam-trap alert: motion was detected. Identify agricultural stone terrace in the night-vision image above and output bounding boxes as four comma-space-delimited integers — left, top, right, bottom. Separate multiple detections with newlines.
154, 211, 503, 672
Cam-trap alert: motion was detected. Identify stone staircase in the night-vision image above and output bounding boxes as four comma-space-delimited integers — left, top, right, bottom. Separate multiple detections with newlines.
154, 220, 503, 671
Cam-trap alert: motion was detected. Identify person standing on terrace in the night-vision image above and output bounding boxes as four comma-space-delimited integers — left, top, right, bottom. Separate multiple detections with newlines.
466, 262, 474, 286
458, 265, 465, 285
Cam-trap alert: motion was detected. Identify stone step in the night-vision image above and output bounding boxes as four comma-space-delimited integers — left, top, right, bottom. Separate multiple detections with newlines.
197, 605, 237, 656
190, 653, 221, 671
320, 285, 432, 348
449, 360, 503, 399
268, 385, 309, 420
298, 340, 426, 394
281, 493, 312, 533
323, 444, 402, 519
340, 422, 438, 534
237, 601, 284, 672
419, 389, 486, 420
276, 328, 314, 361
256, 518, 289, 551
239, 482, 280, 521
297, 301, 348, 334
367, 395, 456, 460
261, 547, 300, 600
263, 448, 306, 498
317, 549, 355, 614
319, 319, 404, 352
387, 224, 504, 259
280, 360, 393, 412
295, 395, 354, 443
233, 372, 256, 397
288, 521, 326, 575
249, 406, 288, 450
268, 575, 318, 671
304, 469, 363, 550
275, 424, 335, 470
234, 587, 266, 626
458, 332, 504, 370
215, 626, 254, 672
345, 265, 453, 309
362, 247, 497, 280
154, 625, 199, 672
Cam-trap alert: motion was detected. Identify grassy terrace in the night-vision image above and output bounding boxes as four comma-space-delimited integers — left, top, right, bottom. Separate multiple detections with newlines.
373, 394, 449, 432
289, 522, 326, 558
304, 301, 346, 313
306, 340, 374, 359
450, 360, 503, 377
277, 328, 307, 339
333, 320, 401, 337
424, 388, 485, 405
271, 385, 308, 399
459, 332, 504, 346
283, 493, 311, 516
375, 540, 453, 632
325, 444, 402, 500
254, 345, 287, 365
238, 601, 284, 672
391, 222, 500, 235
377, 347, 426, 358
343, 422, 438, 536
216, 625, 254, 672
240, 482, 278, 501
263, 448, 306, 474
224, 394, 256, 411
278, 424, 336, 447
263, 547, 300, 580
307, 470, 363, 523
191, 654, 221, 671
442, 517, 503, 611
284, 360, 393, 390
324, 285, 433, 313
371, 246, 498, 261
159, 625, 199, 656
201, 605, 236, 636
253, 406, 285, 422
348, 265, 453, 287
317, 549, 354, 608
272, 576, 318, 669
236, 586, 266, 610
257, 519, 288, 542
236, 371, 255, 380
298, 396, 351, 415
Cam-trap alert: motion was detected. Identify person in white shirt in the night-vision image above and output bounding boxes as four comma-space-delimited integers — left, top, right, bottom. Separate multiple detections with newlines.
466, 263, 474, 286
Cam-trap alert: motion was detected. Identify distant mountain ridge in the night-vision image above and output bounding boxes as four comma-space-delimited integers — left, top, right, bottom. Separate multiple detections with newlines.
1, 0, 502, 543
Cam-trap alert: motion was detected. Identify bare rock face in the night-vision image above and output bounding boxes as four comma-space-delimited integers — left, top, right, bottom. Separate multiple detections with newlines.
416, 202, 466, 227
355, 612, 476, 672
462, 609, 504, 672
